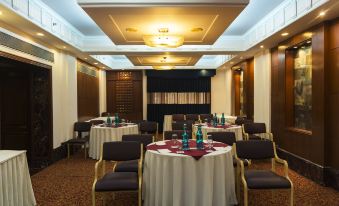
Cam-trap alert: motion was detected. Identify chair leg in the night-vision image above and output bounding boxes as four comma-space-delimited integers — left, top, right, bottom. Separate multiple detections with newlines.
290, 187, 294, 206
244, 186, 248, 206
92, 191, 96, 206
138, 189, 142, 206
84, 144, 87, 159
67, 144, 70, 159
236, 168, 240, 202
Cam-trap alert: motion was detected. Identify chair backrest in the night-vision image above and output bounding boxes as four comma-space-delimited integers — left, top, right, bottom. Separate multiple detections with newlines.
102, 141, 141, 161
90, 120, 105, 125
101, 112, 110, 117
164, 130, 193, 140
74, 122, 92, 138
139, 121, 158, 133
185, 114, 199, 122
172, 120, 193, 131
235, 117, 253, 126
172, 114, 185, 122
207, 132, 236, 145
122, 134, 153, 151
200, 114, 213, 122
235, 140, 274, 160
243, 123, 266, 134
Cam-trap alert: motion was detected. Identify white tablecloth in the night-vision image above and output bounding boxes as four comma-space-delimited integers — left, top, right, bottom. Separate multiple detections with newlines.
0, 150, 36, 206
192, 124, 243, 141
89, 124, 139, 159
163, 115, 237, 131
143, 141, 237, 206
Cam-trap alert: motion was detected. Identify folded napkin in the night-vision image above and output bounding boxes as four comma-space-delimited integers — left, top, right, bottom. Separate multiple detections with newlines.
157, 149, 171, 154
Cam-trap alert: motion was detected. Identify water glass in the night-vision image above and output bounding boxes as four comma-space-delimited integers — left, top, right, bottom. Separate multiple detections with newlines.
206, 135, 213, 150
171, 134, 179, 148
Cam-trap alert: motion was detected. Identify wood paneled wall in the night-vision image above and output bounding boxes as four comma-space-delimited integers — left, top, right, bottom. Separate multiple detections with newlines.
77, 61, 99, 121
106, 71, 143, 121
326, 18, 339, 170
233, 58, 254, 119
271, 23, 326, 167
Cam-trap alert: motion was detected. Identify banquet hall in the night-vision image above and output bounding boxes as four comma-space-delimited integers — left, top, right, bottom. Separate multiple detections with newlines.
1, 0, 339, 205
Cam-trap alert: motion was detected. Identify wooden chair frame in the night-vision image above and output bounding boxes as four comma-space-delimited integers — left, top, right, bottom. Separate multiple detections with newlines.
139, 122, 158, 136
242, 125, 274, 141
234, 142, 294, 206
92, 144, 143, 206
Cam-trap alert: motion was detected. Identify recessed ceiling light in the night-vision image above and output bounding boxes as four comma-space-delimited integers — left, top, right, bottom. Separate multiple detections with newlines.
63, 46, 66, 49
101, 66, 105, 69
191, 27, 203, 32
94, 62, 98, 65
36, 32, 44, 36
84, 57, 87, 60
260, 45, 264, 48
125, 27, 138, 32
281, 32, 289, 36
0, 11, 3, 15
319, 11, 326, 17
294, 46, 298, 49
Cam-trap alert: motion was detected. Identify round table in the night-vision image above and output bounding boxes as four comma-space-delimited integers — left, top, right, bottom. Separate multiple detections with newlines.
143, 140, 238, 206
192, 124, 243, 141
89, 124, 139, 159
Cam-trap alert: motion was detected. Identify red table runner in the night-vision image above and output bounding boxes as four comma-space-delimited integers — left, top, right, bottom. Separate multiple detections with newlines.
206, 124, 235, 129
147, 140, 227, 160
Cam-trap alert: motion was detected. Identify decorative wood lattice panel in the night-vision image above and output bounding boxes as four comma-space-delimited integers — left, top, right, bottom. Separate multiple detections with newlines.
115, 81, 133, 113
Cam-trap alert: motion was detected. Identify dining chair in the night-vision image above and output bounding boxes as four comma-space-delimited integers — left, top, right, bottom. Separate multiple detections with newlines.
199, 114, 213, 122
163, 130, 192, 140
92, 141, 143, 206
185, 114, 199, 123
139, 121, 158, 135
65, 122, 92, 159
172, 120, 193, 131
234, 140, 293, 206
89, 120, 105, 125
114, 134, 154, 173
172, 114, 185, 122
101, 112, 110, 117
243, 122, 273, 141
235, 116, 253, 126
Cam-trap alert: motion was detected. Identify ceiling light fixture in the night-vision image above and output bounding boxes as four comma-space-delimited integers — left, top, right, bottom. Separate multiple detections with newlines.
125, 27, 138, 32
191, 27, 203, 32
319, 11, 326, 17
152, 65, 175, 70
143, 28, 184, 48
84, 57, 88, 60
281, 32, 289, 36
63, 46, 67, 49
94, 62, 98, 65
37, 32, 44, 36
260, 45, 264, 48
0, 11, 3, 15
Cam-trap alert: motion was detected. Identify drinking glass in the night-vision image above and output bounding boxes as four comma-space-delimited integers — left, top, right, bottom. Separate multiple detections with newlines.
171, 134, 179, 149
206, 134, 213, 150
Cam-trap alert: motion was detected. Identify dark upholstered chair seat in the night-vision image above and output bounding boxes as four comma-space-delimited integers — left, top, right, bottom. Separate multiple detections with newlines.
248, 135, 262, 140
115, 160, 139, 173
245, 170, 291, 189
66, 136, 89, 143
95, 172, 138, 192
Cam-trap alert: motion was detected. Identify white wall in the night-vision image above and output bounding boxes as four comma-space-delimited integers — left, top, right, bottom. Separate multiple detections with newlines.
211, 68, 233, 115
98, 70, 107, 114
254, 49, 271, 131
52, 52, 78, 148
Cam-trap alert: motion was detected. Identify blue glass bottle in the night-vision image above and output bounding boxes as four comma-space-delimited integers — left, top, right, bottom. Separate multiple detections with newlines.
196, 125, 204, 150
182, 124, 190, 151
221, 113, 225, 126
114, 113, 119, 127
213, 113, 218, 127
106, 113, 112, 126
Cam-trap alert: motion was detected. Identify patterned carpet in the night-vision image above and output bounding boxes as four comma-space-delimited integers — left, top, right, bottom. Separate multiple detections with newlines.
31, 140, 339, 206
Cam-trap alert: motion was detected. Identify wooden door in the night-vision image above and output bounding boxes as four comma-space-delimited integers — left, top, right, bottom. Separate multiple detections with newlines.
0, 69, 30, 150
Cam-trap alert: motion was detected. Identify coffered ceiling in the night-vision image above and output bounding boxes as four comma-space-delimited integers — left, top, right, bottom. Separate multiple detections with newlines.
80, 5, 247, 45
127, 54, 202, 66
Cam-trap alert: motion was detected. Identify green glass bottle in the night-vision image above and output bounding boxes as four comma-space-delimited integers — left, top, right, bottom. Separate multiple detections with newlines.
196, 125, 204, 150
221, 113, 225, 126
114, 113, 119, 127
106, 113, 112, 126
182, 124, 189, 150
